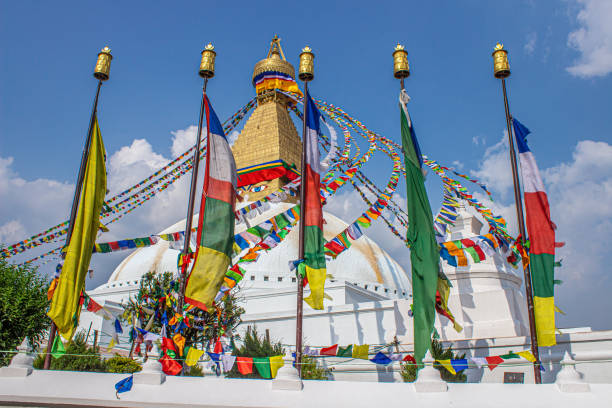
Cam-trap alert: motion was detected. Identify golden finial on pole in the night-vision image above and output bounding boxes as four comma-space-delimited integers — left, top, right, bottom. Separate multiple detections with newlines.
298, 46, 314, 82
492, 43, 510, 78
393, 43, 410, 80
94, 46, 112, 81
199, 43, 216, 79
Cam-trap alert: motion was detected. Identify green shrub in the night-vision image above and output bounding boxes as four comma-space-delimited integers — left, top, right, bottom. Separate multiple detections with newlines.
400, 339, 467, 383
300, 354, 329, 380
0, 256, 49, 367
104, 355, 142, 373
184, 364, 204, 377
33, 331, 105, 372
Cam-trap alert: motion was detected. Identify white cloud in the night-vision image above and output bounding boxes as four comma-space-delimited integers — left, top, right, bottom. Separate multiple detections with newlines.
524, 32, 537, 55
567, 0, 612, 77
471, 132, 514, 201
451, 160, 464, 170
170, 126, 198, 157
471, 136, 612, 329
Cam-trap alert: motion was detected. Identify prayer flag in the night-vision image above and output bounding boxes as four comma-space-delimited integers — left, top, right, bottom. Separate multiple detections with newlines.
337, 345, 353, 357
437, 359, 456, 375
517, 350, 536, 363
253, 357, 271, 379
451, 358, 468, 373
51, 335, 65, 359
185, 347, 204, 366
513, 118, 557, 347
185, 95, 238, 310
302, 92, 327, 310
221, 354, 237, 372
352, 344, 369, 360
47, 115, 107, 340
269, 355, 284, 378
370, 352, 392, 366
320, 344, 338, 356
114, 375, 133, 394
399, 89, 439, 365
485, 355, 504, 371
237, 357, 253, 375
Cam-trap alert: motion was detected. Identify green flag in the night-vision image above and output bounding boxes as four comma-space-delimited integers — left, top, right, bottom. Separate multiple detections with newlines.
399, 90, 439, 366
51, 335, 66, 359
47, 116, 107, 341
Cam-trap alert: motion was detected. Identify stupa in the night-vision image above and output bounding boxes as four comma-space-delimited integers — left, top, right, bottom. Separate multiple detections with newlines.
77, 38, 612, 385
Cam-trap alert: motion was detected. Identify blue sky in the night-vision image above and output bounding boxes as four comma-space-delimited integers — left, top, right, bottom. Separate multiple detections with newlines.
1, 1, 611, 330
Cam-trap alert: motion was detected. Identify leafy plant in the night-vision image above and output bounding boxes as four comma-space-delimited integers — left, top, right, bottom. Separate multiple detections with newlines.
0, 256, 50, 366
299, 354, 329, 380
183, 363, 204, 377
226, 326, 285, 379
400, 339, 467, 383
104, 354, 142, 373
33, 331, 106, 372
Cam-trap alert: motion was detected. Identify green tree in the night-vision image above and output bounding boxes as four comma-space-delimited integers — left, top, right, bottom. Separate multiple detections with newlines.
33, 331, 106, 372
0, 256, 49, 366
400, 339, 467, 383
299, 354, 330, 380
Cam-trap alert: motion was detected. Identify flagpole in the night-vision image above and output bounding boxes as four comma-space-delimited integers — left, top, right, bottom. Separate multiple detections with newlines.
295, 46, 315, 375
177, 43, 216, 313
492, 43, 542, 384
43, 46, 113, 370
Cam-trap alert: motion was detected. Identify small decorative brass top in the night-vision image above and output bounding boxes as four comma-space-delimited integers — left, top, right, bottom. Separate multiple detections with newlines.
200, 42, 216, 79
492, 42, 510, 79
94, 45, 112, 81
298, 45, 314, 82
393, 43, 409, 79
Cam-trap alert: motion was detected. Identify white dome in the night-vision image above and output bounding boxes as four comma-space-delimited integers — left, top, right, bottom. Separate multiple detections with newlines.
99, 202, 411, 296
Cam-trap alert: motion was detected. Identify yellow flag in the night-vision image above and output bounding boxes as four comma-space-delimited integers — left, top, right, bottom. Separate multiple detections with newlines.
269, 355, 284, 378
185, 347, 204, 366
517, 350, 536, 363
352, 344, 369, 360
47, 116, 107, 340
437, 359, 456, 375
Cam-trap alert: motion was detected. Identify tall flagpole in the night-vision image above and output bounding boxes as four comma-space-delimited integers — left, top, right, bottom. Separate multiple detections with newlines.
295, 46, 315, 375
177, 43, 216, 313
43, 46, 113, 370
492, 43, 542, 384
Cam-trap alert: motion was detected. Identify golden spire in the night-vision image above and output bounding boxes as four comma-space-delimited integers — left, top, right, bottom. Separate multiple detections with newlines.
252, 36, 296, 84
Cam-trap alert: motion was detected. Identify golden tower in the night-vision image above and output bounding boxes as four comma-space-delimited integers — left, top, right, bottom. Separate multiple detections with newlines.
231, 36, 302, 202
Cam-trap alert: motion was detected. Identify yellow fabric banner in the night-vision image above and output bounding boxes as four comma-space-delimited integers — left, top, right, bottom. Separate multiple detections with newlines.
303, 265, 326, 310
352, 344, 370, 360
534, 296, 556, 347
269, 355, 284, 378
47, 116, 107, 340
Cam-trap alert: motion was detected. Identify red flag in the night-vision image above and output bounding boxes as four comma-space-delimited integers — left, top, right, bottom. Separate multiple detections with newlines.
214, 338, 223, 354
485, 355, 504, 371
160, 354, 182, 376
320, 344, 338, 356
236, 356, 253, 375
